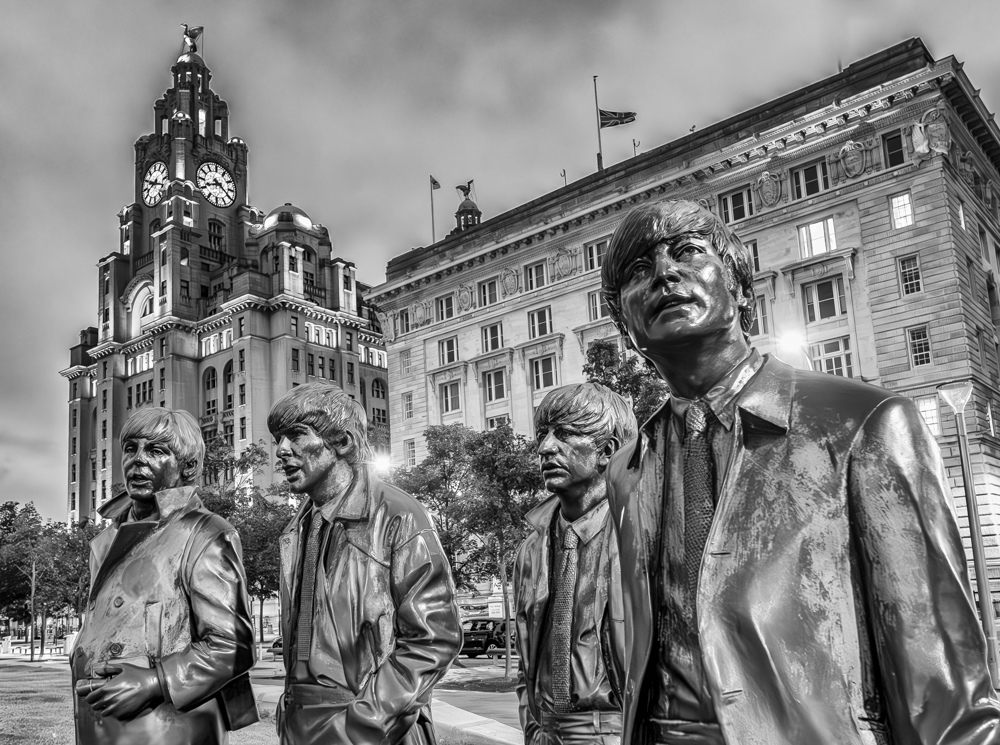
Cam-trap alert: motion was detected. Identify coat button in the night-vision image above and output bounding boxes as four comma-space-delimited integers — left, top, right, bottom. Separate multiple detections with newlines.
109, 643, 123, 657
113, 597, 123, 608
626, 680, 634, 695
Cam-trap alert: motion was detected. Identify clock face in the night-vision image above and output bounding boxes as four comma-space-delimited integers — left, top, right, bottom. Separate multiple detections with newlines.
196, 162, 236, 207
142, 162, 168, 206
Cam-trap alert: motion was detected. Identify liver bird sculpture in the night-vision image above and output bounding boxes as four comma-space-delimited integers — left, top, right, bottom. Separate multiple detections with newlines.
181, 24, 204, 54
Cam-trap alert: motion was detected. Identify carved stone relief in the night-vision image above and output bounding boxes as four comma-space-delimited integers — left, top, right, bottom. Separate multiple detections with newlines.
375, 311, 395, 343
830, 140, 876, 183
752, 172, 782, 209
910, 103, 951, 163
411, 300, 433, 327
457, 283, 475, 313
500, 267, 520, 297
550, 247, 579, 281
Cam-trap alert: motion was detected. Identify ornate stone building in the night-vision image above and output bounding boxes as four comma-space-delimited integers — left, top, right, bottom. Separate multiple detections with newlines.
370, 38, 1000, 608
61, 42, 387, 524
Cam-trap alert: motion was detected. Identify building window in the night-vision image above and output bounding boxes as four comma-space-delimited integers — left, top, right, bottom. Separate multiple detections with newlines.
238, 349, 245, 372
438, 337, 458, 366
528, 307, 552, 339
484, 369, 506, 402
347, 362, 354, 384
525, 261, 547, 291
531, 356, 556, 390
898, 256, 922, 295
908, 326, 932, 367
372, 379, 386, 399
205, 398, 217, 415
979, 227, 990, 260
959, 200, 967, 230
486, 415, 510, 430
588, 290, 610, 321
404, 439, 417, 468
102, 420, 107, 439
882, 131, 905, 168
747, 240, 760, 272
791, 160, 830, 200
239, 383, 246, 406
720, 186, 755, 223
479, 278, 498, 307
482, 323, 503, 353
400, 349, 411, 374
102, 449, 107, 469
307, 353, 315, 376
585, 238, 609, 271
372, 408, 388, 426
328, 358, 336, 380
345, 332, 353, 351
798, 217, 837, 257
803, 277, 848, 323
288, 255, 298, 273
890, 193, 914, 229
809, 336, 853, 377
71, 409, 77, 428
71, 437, 77, 455
291, 316, 299, 337
239, 417, 247, 440
402, 392, 414, 420
205, 367, 217, 390
436, 295, 455, 321
344, 274, 352, 291
127, 386, 133, 408
291, 349, 300, 372
397, 310, 411, 335
748, 296, 769, 337
318, 357, 325, 378
440, 381, 461, 414
238, 316, 245, 337
915, 395, 941, 436
102, 389, 107, 411
70, 465, 77, 485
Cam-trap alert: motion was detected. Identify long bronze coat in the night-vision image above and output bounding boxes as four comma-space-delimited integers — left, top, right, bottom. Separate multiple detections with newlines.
513, 496, 625, 743
71, 487, 257, 745
277, 469, 462, 744
607, 355, 1000, 745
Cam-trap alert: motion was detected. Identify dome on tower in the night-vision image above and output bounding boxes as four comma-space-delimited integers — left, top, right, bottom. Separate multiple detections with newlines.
263, 203, 314, 231
176, 52, 206, 66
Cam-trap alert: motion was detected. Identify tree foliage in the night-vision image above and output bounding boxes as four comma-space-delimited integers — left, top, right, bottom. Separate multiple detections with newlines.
583, 338, 669, 425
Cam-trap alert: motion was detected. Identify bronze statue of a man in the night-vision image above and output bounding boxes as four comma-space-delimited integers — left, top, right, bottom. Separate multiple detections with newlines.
268, 382, 461, 744
514, 383, 636, 744
601, 199, 1000, 744
71, 407, 258, 745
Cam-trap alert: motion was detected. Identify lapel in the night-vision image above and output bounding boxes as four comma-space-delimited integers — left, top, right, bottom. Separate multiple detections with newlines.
88, 487, 200, 603
523, 497, 558, 678
280, 499, 310, 603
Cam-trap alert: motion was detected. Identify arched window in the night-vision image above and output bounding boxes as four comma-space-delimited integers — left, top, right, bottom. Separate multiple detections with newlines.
372, 379, 385, 399
203, 366, 218, 415
205, 367, 217, 390
148, 219, 161, 248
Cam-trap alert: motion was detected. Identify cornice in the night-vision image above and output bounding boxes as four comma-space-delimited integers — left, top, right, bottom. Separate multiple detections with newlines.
779, 246, 858, 297
370, 61, 958, 302
87, 341, 123, 360
121, 335, 155, 356
59, 364, 93, 380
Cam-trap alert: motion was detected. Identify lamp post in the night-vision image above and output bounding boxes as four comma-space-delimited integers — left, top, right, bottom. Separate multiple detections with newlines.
938, 380, 999, 685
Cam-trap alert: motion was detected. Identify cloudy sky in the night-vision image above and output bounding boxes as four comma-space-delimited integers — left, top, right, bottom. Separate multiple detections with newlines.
3, 0, 999, 521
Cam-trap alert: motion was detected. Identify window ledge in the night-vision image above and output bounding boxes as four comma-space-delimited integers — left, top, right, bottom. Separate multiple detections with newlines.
779, 247, 856, 297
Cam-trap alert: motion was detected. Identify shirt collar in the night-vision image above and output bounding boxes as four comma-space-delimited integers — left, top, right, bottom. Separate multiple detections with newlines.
668, 349, 763, 431
310, 465, 372, 524
557, 499, 610, 546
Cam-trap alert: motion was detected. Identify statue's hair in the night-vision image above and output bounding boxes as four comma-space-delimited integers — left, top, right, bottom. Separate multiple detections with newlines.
120, 407, 205, 485
534, 383, 638, 453
267, 382, 373, 465
601, 199, 756, 340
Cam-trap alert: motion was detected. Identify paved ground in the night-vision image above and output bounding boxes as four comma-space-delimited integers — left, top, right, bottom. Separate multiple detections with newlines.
0, 645, 522, 744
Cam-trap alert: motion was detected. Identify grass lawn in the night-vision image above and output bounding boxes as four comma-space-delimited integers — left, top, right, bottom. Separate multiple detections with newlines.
0, 662, 278, 744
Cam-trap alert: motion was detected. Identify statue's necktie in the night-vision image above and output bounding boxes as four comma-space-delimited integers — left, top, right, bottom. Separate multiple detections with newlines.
296, 512, 324, 664
551, 526, 580, 712
683, 401, 715, 604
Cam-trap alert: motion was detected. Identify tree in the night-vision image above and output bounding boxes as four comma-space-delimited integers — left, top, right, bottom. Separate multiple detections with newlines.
51, 519, 102, 619
0, 501, 29, 629
461, 422, 544, 678
583, 338, 669, 424
200, 438, 271, 520
388, 424, 485, 591
229, 483, 295, 646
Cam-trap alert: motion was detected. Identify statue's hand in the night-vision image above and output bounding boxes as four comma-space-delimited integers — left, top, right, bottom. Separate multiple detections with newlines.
85, 663, 162, 720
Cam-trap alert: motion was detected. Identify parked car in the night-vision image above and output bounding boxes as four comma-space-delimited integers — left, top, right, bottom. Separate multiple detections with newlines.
270, 637, 283, 652
461, 617, 515, 658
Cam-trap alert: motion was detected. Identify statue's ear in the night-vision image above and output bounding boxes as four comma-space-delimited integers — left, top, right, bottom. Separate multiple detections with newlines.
180, 459, 199, 484
331, 431, 356, 459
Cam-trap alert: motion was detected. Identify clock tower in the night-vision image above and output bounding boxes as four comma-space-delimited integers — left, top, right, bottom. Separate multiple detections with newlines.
61, 30, 389, 525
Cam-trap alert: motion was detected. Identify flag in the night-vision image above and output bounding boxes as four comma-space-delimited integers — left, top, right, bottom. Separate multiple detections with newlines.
599, 109, 637, 128
430, 175, 441, 190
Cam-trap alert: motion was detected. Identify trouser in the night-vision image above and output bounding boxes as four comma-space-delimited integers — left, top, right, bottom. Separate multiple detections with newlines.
649, 718, 726, 745
538, 710, 622, 745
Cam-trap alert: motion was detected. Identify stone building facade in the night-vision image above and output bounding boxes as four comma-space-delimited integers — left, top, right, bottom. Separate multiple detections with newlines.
61, 45, 387, 524
369, 38, 1000, 608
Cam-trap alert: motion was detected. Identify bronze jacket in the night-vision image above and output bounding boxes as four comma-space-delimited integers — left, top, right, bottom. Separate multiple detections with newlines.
514, 496, 625, 743
278, 469, 462, 744
607, 355, 1000, 745
71, 487, 258, 745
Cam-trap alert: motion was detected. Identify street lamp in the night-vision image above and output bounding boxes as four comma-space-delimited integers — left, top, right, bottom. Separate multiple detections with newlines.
938, 380, 999, 685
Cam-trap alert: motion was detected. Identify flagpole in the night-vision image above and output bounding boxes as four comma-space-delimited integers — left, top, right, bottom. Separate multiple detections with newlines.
593, 75, 604, 172
430, 179, 436, 244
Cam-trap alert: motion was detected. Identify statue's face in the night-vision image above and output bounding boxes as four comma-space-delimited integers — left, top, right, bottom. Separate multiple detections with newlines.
617, 235, 740, 356
122, 436, 184, 501
274, 423, 338, 495
535, 422, 603, 498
